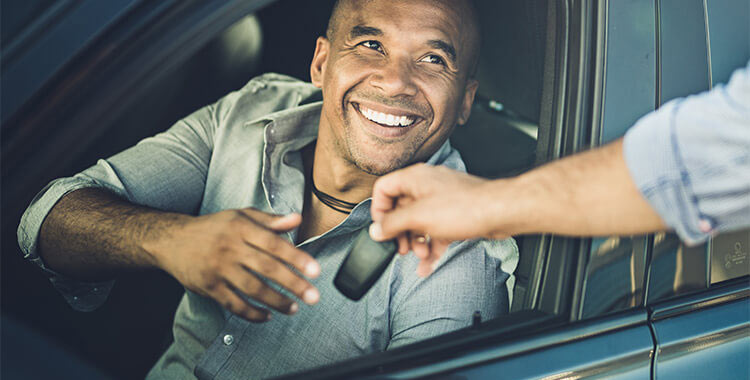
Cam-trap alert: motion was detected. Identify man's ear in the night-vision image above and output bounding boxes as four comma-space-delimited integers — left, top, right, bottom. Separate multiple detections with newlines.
310, 37, 331, 88
457, 79, 479, 125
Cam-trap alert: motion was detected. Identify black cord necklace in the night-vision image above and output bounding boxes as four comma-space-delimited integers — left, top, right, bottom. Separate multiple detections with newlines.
311, 177, 358, 214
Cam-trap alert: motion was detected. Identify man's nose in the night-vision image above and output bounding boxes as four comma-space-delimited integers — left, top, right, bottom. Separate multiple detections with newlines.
368, 58, 418, 97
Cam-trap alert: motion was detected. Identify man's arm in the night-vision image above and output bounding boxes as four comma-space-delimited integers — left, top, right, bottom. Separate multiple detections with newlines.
20, 84, 321, 321
39, 188, 178, 280
38, 187, 320, 322
369, 141, 665, 274
483, 138, 667, 237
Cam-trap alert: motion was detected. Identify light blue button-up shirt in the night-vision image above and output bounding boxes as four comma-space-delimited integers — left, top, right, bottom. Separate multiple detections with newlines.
624, 62, 750, 245
18, 73, 518, 379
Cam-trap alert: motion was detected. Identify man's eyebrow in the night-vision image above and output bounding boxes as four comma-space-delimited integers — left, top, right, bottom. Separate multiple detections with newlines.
349, 25, 383, 39
427, 39, 457, 64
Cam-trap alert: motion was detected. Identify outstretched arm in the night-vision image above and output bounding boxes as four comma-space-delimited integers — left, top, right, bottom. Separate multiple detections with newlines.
39, 187, 321, 322
370, 139, 666, 275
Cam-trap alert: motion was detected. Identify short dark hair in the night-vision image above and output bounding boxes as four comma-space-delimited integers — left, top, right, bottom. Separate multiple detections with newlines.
325, 0, 480, 78
325, 0, 346, 41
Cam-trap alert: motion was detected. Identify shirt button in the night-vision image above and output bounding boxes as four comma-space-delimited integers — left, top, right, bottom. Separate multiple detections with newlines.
270, 194, 275, 199
223, 334, 234, 346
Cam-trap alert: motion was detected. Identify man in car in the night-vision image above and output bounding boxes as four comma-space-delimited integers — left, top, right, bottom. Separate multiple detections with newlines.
17, 0, 518, 379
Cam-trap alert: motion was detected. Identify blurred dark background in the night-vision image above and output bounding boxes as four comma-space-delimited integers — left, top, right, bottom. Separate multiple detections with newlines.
2, 1, 337, 378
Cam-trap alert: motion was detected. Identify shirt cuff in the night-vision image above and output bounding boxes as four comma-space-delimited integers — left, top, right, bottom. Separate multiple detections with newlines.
17, 176, 116, 311
623, 100, 709, 245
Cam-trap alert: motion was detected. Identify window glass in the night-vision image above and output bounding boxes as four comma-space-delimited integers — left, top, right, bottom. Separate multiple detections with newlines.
647, 233, 708, 303
710, 228, 750, 284
450, 0, 546, 178
599, 0, 656, 144
581, 236, 647, 318
658, 0, 710, 103
578, 0, 657, 318
705, 0, 750, 86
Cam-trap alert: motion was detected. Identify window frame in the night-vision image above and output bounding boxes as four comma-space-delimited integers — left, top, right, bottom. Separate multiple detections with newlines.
276, 0, 612, 377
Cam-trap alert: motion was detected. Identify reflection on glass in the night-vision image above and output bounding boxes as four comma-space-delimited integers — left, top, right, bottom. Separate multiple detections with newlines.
581, 236, 647, 318
647, 233, 707, 303
710, 228, 750, 284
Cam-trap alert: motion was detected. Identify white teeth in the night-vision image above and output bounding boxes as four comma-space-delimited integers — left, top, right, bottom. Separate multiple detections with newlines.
359, 105, 415, 127
376, 112, 388, 124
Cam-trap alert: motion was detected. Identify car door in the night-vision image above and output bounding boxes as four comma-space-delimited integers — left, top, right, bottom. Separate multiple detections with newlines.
647, 1, 750, 378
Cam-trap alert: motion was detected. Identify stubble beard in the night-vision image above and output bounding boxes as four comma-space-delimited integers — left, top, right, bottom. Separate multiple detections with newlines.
338, 108, 424, 176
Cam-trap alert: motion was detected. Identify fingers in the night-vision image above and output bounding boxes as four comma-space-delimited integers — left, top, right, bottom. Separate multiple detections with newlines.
419, 239, 450, 277
239, 209, 302, 232
235, 213, 321, 278
396, 234, 411, 255
267, 213, 303, 231
416, 257, 439, 278
238, 250, 320, 306
371, 165, 424, 221
411, 232, 430, 260
411, 236, 450, 277
224, 266, 303, 316
213, 285, 271, 322
370, 205, 419, 242
431, 240, 451, 259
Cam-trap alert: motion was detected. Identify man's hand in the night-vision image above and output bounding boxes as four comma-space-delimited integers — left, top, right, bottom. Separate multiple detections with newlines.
370, 164, 506, 277
148, 208, 320, 322
369, 140, 673, 278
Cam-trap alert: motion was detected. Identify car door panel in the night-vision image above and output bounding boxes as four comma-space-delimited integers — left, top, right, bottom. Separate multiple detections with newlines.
651, 285, 750, 380
418, 311, 653, 380
648, 1, 750, 378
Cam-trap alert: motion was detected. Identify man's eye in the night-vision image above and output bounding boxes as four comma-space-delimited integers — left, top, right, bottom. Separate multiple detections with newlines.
360, 40, 383, 53
420, 54, 446, 66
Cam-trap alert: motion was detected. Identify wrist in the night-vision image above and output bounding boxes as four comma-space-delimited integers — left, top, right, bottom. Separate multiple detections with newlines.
139, 212, 194, 271
480, 176, 539, 238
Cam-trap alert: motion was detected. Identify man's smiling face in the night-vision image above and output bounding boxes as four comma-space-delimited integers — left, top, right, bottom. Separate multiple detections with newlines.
310, 0, 479, 175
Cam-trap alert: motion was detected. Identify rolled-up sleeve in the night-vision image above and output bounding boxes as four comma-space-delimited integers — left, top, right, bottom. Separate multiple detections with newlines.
17, 101, 220, 311
623, 62, 750, 245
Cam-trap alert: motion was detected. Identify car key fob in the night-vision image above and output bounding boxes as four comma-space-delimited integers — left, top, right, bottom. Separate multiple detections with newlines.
334, 227, 398, 301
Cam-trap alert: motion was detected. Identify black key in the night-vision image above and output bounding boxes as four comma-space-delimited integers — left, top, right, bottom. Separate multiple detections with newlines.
334, 227, 398, 301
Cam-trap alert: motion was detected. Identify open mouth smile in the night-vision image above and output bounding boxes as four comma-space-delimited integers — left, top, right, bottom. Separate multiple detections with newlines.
351, 102, 425, 138
357, 104, 416, 127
